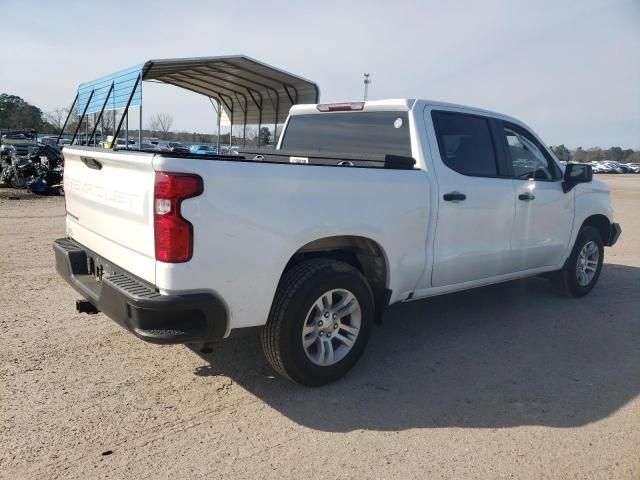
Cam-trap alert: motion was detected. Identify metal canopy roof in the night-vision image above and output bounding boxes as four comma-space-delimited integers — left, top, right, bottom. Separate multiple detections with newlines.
77, 63, 143, 115
64, 55, 319, 147
142, 55, 319, 124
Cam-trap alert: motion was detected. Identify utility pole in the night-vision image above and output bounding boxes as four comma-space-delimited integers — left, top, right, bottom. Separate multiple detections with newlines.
363, 73, 371, 101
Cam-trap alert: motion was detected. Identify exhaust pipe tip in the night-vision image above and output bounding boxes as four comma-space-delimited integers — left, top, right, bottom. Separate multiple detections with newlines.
76, 299, 99, 315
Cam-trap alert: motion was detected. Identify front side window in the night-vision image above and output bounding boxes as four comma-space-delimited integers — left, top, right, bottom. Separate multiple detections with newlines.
502, 125, 558, 180
280, 111, 412, 157
432, 111, 498, 177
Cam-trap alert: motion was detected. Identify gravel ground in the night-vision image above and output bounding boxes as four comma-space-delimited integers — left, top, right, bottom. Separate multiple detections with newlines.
1, 176, 638, 479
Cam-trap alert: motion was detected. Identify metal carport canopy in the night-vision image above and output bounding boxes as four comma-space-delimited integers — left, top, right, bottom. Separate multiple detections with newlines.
142, 55, 320, 125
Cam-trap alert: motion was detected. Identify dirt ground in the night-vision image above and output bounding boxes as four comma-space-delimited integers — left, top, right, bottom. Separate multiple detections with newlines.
1, 175, 638, 479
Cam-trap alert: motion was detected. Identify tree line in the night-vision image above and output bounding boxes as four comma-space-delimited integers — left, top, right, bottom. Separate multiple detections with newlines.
550, 145, 640, 163
0, 94, 58, 132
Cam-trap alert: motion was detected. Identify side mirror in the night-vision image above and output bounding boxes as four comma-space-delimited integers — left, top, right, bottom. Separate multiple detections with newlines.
562, 163, 592, 193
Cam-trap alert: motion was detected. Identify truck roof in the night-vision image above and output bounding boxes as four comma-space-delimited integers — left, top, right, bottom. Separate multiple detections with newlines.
289, 98, 523, 125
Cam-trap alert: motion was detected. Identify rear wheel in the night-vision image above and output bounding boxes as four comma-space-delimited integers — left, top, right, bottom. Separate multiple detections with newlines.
9, 173, 25, 189
262, 259, 374, 386
552, 225, 604, 297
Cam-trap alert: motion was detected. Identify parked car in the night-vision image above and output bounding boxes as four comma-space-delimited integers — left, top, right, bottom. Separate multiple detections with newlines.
112, 138, 137, 149
133, 141, 157, 150
591, 162, 602, 173
189, 144, 218, 155
1, 129, 38, 156
600, 161, 622, 173
39, 136, 60, 148
156, 141, 190, 154
55, 99, 621, 386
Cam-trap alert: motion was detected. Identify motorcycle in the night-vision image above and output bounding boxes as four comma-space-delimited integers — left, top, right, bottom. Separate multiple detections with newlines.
26, 166, 64, 195
1, 149, 38, 188
0, 144, 64, 194
26, 145, 64, 195
0, 144, 16, 181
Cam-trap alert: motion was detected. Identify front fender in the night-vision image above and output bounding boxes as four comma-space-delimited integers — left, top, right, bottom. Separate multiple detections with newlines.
561, 179, 614, 264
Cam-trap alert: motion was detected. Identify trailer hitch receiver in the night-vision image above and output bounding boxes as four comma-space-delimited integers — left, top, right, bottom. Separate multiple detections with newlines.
76, 299, 100, 315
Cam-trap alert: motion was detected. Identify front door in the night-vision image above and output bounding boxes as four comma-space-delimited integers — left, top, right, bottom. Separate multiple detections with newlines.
500, 123, 574, 270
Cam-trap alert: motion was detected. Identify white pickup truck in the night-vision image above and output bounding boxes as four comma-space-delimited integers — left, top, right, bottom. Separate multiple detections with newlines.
54, 99, 621, 385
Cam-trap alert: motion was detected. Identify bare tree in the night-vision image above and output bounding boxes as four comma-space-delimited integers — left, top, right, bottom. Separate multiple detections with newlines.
102, 112, 114, 132
44, 107, 69, 131
148, 112, 174, 139
245, 126, 258, 144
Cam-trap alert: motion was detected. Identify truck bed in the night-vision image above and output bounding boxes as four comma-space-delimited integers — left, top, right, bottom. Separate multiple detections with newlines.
62, 145, 431, 332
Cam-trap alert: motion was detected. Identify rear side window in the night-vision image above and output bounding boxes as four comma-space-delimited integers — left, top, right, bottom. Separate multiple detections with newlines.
280, 111, 412, 157
432, 111, 498, 177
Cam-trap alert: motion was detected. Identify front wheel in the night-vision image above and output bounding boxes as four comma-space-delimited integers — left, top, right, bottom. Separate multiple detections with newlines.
262, 259, 374, 386
552, 225, 604, 297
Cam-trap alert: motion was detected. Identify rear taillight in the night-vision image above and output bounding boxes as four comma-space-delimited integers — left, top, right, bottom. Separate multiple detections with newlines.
316, 102, 365, 112
154, 172, 203, 263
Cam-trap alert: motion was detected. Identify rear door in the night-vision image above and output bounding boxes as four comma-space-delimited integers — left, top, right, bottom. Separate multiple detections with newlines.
62, 147, 157, 283
426, 109, 516, 287
498, 123, 574, 270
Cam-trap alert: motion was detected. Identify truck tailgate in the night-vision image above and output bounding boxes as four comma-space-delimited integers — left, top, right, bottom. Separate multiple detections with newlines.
62, 147, 156, 284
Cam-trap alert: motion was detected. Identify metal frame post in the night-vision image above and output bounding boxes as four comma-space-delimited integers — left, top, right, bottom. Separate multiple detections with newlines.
88, 82, 114, 145
71, 89, 94, 145
57, 93, 78, 144
273, 101, 279, 146
208, 96, 221, 152
242, 97, 247, 147
229, 108, 233, 151
244, 90, 264, 147
217, 101, 221, 152
112, 74, 141, 148
257, 102, 262, 147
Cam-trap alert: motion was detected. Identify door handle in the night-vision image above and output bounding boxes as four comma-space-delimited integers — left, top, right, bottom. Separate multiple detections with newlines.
81, 157, 103, 170
518, 192, 535, 201
443, 192, 466, 202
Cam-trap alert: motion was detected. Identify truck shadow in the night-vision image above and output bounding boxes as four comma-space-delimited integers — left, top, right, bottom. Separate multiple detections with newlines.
188, 263, 640, 432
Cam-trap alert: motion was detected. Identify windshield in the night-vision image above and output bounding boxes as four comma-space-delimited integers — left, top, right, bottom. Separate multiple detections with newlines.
280, 111, 412, 157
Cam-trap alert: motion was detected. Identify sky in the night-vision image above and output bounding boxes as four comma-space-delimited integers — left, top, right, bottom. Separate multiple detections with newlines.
1, 0, 639, 149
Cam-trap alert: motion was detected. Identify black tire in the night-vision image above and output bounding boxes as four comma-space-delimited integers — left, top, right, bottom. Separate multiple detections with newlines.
261, 259, 374, 386
552, 225, 604, 297
9, 173, 25, 189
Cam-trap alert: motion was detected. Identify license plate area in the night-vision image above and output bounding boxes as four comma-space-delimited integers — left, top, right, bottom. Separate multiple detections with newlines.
76, 241, 157, 292
86, 253, 118, 282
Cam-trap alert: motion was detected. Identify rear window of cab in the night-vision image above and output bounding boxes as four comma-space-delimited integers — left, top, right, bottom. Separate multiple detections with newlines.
280, 111, 412, 157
